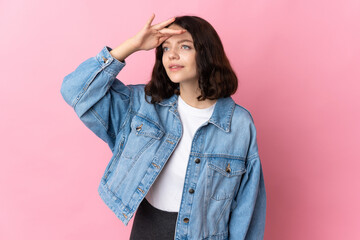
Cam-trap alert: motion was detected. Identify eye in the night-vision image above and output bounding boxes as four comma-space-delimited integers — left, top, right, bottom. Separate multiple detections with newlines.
182, 45, 191, 50
162, 46, 169, 52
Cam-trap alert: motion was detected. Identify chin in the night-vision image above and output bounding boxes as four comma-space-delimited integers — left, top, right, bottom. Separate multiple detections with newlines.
167, 77, 183, 83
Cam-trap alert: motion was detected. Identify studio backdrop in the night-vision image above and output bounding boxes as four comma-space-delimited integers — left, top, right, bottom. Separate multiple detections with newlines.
0, 0, 359, 239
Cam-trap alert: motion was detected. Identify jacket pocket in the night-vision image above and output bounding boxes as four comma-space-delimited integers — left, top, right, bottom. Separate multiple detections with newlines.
122, 114, 164, 160
207, 157, 246, 201
105, 114, 164, 195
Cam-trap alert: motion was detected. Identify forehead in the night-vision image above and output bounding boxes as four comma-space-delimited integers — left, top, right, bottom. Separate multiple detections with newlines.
163, 24, 193, 44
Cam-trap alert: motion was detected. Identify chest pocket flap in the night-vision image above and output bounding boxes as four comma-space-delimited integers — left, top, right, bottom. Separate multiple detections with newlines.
207, 157, 246, 201
130, 114, 164, 139
208, 158, 246, 177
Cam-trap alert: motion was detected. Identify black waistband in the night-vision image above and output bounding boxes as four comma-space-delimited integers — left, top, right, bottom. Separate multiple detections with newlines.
130, 198, 179, 240
144, 197, 179, 214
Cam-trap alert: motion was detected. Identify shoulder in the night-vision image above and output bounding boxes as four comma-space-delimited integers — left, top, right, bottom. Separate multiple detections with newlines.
232, 102, 256, 125
231, 102, 258, 141
126, 83, 152, 104
124, 83, 161, 115
128, 83, 146, 93
233, 103, 260, 160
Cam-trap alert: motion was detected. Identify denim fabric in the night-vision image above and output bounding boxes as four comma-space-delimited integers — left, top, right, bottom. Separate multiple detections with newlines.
60, 46, 267, 240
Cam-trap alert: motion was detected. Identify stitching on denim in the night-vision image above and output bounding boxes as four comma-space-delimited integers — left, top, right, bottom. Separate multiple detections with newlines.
213, 198, 232, 234
202, 230, 228, 240
132, 112, 164, 133
95, 53, 116, 76
105, 136, 125, 179
136, 131, 163, 139
121, 137, 159, 205
89, 108, 116, 139
208, 163, 246, 177
123, 137, 157, 160
228, 101, 236, 130
127, 113, 164, 140
208, 99, 235, 132
247, 152, 259, 161
208, 120, 227, 132
191, 153, 246, 161
71, 68, 102, 107
234, 103, 254, 123
118, 87, 134, 132
210, 191, 232, 201
103, 65, 116, 76
89, 107, 107, 129
100, 183, 130, 219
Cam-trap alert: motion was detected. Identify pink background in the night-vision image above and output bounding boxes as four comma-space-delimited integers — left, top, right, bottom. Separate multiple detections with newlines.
1, 0, 359, 239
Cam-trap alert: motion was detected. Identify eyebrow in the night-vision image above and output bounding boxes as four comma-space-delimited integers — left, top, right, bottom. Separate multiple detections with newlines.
163, 39, 193, 45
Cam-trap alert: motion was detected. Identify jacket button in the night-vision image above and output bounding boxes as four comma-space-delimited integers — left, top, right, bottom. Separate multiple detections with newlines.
195, 158, 200, 164
183, 218, 189, 223
189, 188, 194, 194
226, 163, 231, 173
136, 124, 143, 131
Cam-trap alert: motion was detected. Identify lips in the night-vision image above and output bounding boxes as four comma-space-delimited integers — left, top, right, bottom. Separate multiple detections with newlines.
168, 64, 184, 71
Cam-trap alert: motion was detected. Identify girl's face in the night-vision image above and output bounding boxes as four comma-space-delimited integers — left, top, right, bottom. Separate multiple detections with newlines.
162, 24, 198, 85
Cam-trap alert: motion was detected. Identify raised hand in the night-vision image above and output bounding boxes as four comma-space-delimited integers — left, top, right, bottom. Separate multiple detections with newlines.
131, 13, 186, 51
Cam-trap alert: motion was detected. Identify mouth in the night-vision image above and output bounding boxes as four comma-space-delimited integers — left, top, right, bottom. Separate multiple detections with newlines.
168, 65, 184, 72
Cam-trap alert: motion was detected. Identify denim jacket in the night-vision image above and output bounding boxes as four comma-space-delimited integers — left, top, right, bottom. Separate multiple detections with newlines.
60, 46, 266, 240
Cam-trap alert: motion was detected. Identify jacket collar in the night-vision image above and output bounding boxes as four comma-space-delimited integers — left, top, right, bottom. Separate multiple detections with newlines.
157, 94, 235, 132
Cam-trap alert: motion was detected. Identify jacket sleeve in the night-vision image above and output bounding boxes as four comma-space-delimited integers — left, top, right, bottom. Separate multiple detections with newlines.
60, 46, 132, 151
229, 119, 267, 240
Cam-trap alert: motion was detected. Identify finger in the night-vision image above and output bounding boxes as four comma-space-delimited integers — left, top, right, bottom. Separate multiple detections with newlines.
158, 36, 171, 45
158, 28, 186, 35
153, 17, 176, 30
145, 13, 156, 28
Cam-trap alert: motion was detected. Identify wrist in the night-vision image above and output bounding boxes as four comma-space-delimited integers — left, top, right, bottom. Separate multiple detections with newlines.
126, 37, 141, 52
109, 38, 139, 62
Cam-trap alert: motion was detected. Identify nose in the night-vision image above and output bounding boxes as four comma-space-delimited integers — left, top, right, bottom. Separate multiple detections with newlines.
168, 48, 179, 60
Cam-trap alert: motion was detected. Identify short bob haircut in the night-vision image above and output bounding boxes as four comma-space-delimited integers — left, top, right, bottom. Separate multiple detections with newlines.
144, 15, 238, 104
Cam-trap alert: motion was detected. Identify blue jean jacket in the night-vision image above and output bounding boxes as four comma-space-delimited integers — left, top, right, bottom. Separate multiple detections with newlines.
60, 46, 266, 240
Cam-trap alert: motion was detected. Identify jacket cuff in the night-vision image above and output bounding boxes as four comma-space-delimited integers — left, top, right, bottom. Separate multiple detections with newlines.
95, 46, 126, 75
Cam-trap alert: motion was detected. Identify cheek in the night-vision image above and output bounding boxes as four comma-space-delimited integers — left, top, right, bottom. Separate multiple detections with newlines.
188, 55, 197, 71
162, 57, 169, 72
182, 53, 195, 65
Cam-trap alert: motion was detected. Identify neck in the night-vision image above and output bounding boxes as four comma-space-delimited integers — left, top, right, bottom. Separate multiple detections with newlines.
179, 82, 217, 109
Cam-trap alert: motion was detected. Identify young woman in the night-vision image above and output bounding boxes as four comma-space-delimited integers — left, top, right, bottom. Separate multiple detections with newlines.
61, 14, 266, 240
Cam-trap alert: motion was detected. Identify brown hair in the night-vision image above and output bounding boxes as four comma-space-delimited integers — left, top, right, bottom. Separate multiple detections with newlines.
144, 15, 238, 104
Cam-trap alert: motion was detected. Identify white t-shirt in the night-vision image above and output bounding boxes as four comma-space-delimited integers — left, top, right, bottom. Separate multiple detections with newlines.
145, 95, 216, 212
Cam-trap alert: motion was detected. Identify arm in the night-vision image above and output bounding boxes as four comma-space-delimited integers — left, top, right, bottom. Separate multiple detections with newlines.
60, 45, 132, 151
229, 120, 267, 240
60, 14, 186, 151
